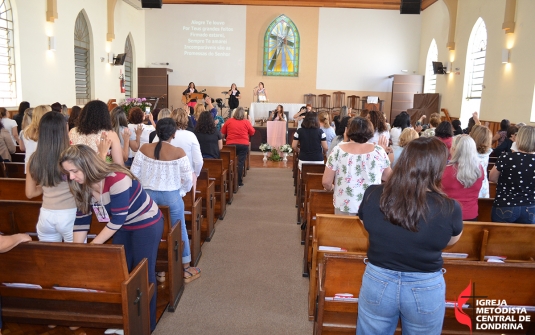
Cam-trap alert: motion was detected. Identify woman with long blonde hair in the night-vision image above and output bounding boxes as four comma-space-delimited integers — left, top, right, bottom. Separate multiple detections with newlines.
20, 105, 51, 172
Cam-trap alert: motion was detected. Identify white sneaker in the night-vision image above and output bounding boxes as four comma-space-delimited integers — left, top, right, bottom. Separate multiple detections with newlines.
104, 329, 118, 334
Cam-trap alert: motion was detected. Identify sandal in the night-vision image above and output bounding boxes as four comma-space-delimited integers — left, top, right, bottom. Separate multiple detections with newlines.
183, 266, 201, 283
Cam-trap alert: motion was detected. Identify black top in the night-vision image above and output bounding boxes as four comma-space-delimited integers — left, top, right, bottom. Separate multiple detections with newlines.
228, 90, 240, 109
294, 128, 326, 162
183, 88, 198, 103
494, 151, 535, 207
358, 185, 463, 272
194, 130, 222, 159
13, 113, 23, 132
491, 138, 513, 157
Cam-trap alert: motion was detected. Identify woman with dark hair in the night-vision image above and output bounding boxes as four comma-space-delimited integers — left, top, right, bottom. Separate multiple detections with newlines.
271, 104, 286, 121
323, 117, 392, 215
356, 137, 463, 334
13, 101, 30, 131
390, 112, 411, 149
292, 112, 328, 170
0, 120, 15, 161
68, 105, 81, 130
434, 121, 454, 151
127, 106, 154, 160
131, 118, 199, 283
60, 144, 163, 333
452, 119, 463, 135
492, 119, 510, 146
489, 125, 535, 224
194, 111, 223, 159
333, 106, 349, 131
228, 83, 240, 110
253, 82, 268, 102
183, 82, 198, 109
221, 107, 255, 186
69, 100, 124, 165
326, 115, 350, 157
491, 125, 518, 157
25, 112, 76, 242
368, 110, 389, 144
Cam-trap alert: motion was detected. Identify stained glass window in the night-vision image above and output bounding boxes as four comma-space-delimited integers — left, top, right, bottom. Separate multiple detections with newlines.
263, 15, 300, 77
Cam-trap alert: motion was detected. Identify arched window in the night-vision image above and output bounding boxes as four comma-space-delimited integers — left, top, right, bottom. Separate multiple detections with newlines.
74, 11, 91, 105
460, 17, 487, 125
0, 0, 16, 106
124, 35, 134, 98
424, 39, 438, 94
262, 14, 300, 77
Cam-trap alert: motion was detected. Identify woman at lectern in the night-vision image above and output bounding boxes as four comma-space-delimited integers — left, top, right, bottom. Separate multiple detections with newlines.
183, 82, 198, 109
253, 82, 268, 102
228, 83, 241, 109
271, 105, 286, 121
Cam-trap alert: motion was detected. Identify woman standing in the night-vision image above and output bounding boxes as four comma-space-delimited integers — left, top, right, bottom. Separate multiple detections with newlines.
292, 113, 328, 170
68, 106, 81, 130
221, 107, 255, 187
367, 110, 390, 144
434, 121, 454, 152
322, 117, 392, 215
0, 107, 20, 146
326, 116, 350, 157
253, 82, 268, 102
391, 128, 419, 167
69, 100, 124, 166
169, 108, 204, 178
319, 112, 336, 148
228, 83, 240, 110
489, 125, 535, 224
442, 135, 484, 221
131, 118, 200, 283
389, 112, 411, 150
25, 112, 77, 242
492, 119, 510, 146
0, 121, 15, 161
20, 105, 50, 171
110, 107, 133, 165
469, 125, 493, 198
194, 111, 223, 159
183, 82, 198, 110
60, 144, 163, 332
13, 101, 30, 132
356, 137, 463, 334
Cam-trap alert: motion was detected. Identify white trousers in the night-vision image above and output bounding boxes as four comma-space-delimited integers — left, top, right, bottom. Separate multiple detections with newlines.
36, 207, 77, 242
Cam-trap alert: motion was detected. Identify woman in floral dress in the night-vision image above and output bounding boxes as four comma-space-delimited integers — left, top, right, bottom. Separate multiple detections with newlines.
322, 117, 392, 215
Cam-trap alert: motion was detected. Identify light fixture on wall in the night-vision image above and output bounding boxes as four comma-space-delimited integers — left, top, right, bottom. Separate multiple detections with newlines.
108, 53, 115, 64
502, 49, 510, 63
48, 36, 56, 51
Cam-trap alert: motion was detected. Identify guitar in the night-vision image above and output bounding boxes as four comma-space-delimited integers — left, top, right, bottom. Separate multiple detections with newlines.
182, 89, 206, 104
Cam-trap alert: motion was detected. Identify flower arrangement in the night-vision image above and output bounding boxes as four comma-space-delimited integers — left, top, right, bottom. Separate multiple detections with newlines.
259, 143, 272, 152
280, 144, 293, 153
119, 98, 152, 115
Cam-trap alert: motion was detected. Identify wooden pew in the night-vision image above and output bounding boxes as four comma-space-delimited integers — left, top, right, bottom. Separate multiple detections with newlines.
303, 189, 334, 277
314, 254, 535, 335
300, 172, 324, 244
219, 150, 234, 204
478, 198, 494, 222
2, 162, 25, 178
297, 168, 325, 225
203, 159, 227, 220
184, 188, 203, 266
308, 214, 366, 321
197, 169, 215, 241
10, 152, 25, 163
222, 145, 239, 193
296, 164, 325, 212
0, 177, 42, 201
0, 200, 184, 313
0, 242, 153, 334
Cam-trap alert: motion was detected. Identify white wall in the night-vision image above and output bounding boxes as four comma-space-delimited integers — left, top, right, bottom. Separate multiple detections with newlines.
419, 0, 535, 124
317, 8, 421, 92
13, 0, 145, 107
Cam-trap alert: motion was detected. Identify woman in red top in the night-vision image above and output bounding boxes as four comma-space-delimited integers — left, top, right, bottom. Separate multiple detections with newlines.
442, 135, 484, 220
221, 107, 255, 187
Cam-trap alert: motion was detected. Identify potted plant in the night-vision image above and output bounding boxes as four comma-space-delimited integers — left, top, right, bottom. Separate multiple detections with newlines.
259, 143, 271, 162
280, 144, 293, 162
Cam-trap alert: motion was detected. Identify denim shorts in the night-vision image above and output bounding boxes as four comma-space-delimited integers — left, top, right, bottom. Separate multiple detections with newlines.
357, 262, 445, 335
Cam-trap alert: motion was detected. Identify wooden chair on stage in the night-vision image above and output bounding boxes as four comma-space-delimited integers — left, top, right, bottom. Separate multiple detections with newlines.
331, 91, 345, 116
347, 95, 360, 115
317, 94, 331, 114
304, 94, 317, 110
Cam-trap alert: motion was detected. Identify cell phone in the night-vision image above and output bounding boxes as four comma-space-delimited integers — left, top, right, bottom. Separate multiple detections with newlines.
145, 107, 150, 114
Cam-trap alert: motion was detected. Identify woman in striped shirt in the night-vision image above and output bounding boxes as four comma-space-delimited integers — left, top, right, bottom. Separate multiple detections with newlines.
60, 144, 163, 333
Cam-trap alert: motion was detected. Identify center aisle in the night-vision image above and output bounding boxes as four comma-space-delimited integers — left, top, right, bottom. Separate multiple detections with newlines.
154, 167, 312, 334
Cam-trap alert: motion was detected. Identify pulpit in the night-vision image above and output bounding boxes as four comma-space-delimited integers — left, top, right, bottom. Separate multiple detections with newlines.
267, 121, 287, 149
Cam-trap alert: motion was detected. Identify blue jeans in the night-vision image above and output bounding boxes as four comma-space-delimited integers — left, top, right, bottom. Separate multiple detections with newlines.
113, 217, 163, 332
491, 205, 535, 224
357, 262, 445, 335
145, 189, 191, 263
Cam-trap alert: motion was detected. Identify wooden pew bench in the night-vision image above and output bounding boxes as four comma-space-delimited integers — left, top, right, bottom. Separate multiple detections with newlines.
300, 172, 324, 244
478, 198, 494, 222
296, 163, 325, 211
203, 159, 227, 220
222, 145, 239, 194
219, 150, 234, 204
198, 169, 216, 241
0, 177, 42, 201
314, 254, 535, 335
0, 242, 154, 334
2, 162, 25, 178
184, 188, 202, 266
303, 189, 334, 277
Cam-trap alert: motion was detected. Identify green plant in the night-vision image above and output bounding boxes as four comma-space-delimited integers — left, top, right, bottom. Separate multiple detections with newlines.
259, 143, 271, 152
268, 148, 281, 162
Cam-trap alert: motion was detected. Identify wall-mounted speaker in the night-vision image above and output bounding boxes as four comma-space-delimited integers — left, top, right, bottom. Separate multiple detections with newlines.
141, 0, 162, 9
400, 0, 421, 14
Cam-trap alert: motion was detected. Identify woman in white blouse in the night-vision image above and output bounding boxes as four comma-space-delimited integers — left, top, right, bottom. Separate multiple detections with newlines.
130, 118, 200, 283
169, 108, 204, 178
